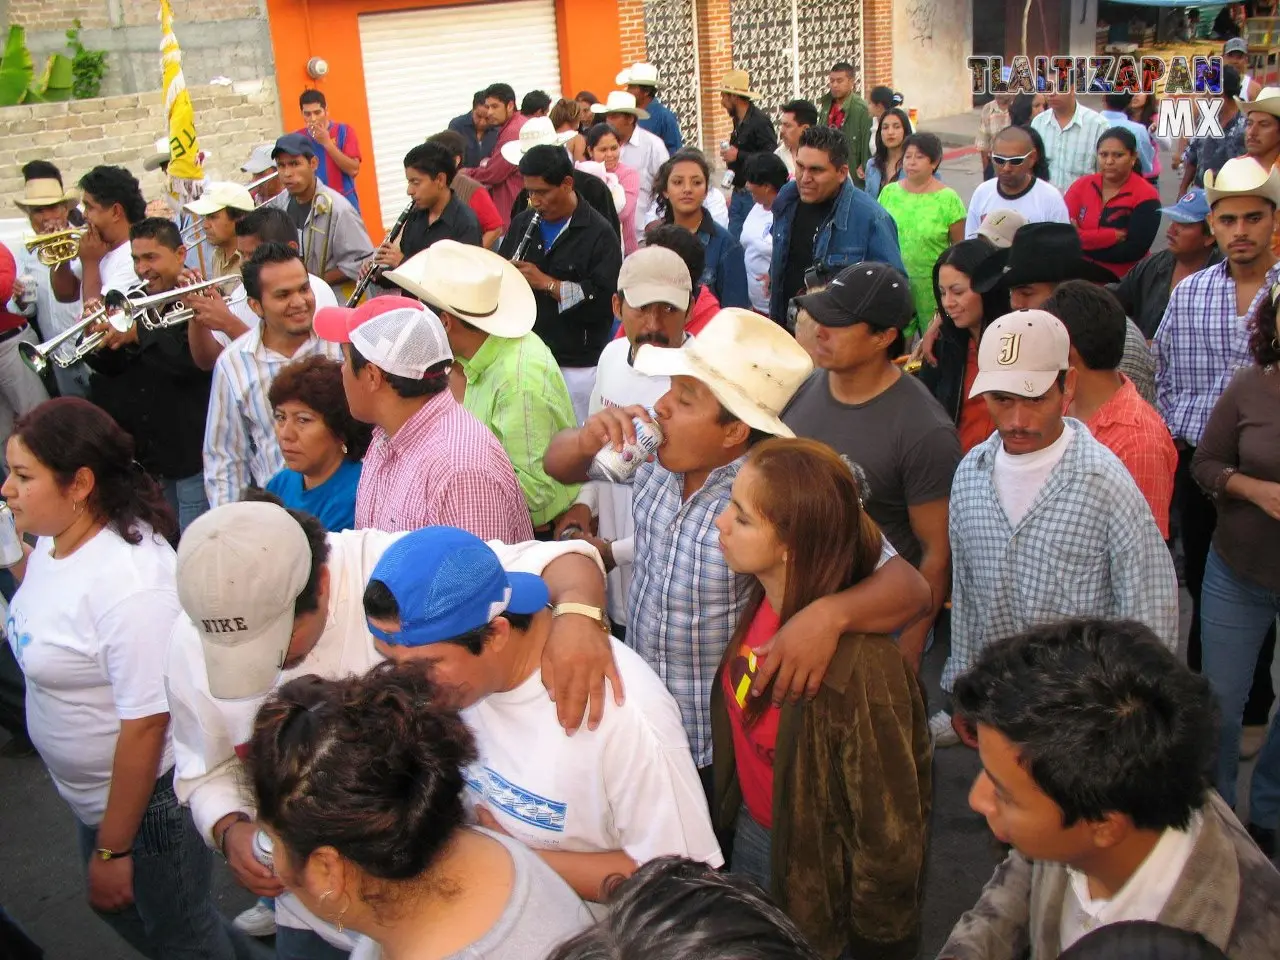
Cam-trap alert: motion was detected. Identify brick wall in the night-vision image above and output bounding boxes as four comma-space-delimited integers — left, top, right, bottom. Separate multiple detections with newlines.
862, 0, 894, 91
0, 79, 282, 217
8, 0, 264, 31
618, 0, 648, 67
7, 0, 111, 31
696, 0, 734, 155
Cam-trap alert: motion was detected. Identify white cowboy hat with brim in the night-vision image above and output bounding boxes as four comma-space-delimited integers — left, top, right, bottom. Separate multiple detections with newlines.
717, 69, 763, 101
383, 239, 537, 339
633, 307, 813, 437
1204, 156, 1280, 207
591, 90, 651, 120
1240, 86, 1280, 117
14, 177, 78, 210
616, 62, 661, 88
500, 116, 579, 165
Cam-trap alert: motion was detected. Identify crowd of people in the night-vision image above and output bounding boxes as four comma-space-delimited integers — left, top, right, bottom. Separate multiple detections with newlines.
1, 41, 1279, 960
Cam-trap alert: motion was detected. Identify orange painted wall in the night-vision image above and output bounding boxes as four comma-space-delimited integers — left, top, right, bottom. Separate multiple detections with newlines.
263, 0, 623, 238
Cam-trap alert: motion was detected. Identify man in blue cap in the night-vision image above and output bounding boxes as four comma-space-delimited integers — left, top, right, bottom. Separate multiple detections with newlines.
364, 525, 723, 905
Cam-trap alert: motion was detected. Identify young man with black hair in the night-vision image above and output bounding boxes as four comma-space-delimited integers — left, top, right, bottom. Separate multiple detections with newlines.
448, 90, 498, 169
427, 129, 505, 248
315, 295, 532, 540
775, 99, 817, 177
500, 144, 623, 423
203, 242, 343, 507
71, 165, 146, 303
941, 618, 1280, 958
295, 89, 362, 211
817, 62, 873, 188
460, 82, 529, 230
520, 89, 551, 118
643, 223, 720, 334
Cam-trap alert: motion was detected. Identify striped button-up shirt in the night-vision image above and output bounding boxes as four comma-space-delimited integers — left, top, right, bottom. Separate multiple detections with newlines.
943, 421, 1179, 693
355, 388, 533, 542
1154, 259, 1277, 446
1031, 103, 1110, 193
203, 328, 342, 507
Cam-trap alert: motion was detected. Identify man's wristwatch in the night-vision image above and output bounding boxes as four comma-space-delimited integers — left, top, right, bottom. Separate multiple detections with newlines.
94, 847, 132, 861
551, 602, 611, 634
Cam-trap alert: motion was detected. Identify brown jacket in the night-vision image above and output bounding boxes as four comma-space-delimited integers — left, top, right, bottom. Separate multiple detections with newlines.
938, 793, 1280, 959
711, 632, 932, 960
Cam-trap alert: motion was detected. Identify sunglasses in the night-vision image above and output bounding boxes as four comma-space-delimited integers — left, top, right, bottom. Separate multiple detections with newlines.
991, 151, 1033, 167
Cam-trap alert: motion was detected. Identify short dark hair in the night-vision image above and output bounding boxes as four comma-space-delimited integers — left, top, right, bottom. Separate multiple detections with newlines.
78, 165, 146, 225
240, 488, 332, 616
643, 224, 706, 294
584, 122, 620, 152
953, 619, 1218, 832
1222, 64, 1242, 100
404, 141, 456, 184
830, 61, 856, 77
427, 129, 469, 165
518, 143, 574, 185
484, 82, 517, 107
904, 132, 944, 169
268, 356, 373, 462
129, 216, 183, 250
1040, 280, 1127, 371
779, 98, 818, 127
547, 857, 822, 960
520, 89, 552, 116
299, 89, 326, 110
235, 206, 298, 245
869, 86, 902, 109
797, 125, 850, 169
744, 152, 789, 191
348, 344, 451, 400
1103, 92, 1133, 112
242, 241, 306, 302
471, 89, 487, 108
22, 160, 63, 185
362, 579, 535, 655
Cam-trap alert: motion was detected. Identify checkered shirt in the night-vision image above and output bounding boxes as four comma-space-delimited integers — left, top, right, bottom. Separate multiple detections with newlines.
1031, 103, 1111, 193
1086, 376, 1178, 540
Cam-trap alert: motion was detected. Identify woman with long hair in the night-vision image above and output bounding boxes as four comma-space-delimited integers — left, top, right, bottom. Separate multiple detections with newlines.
917, 240, 1012, 453
587, 122, 641, 254
245, 665, 593, 959
650, 149, 750, 308
863, 106, 912, 199
710, 438, 930, 960
1063, 127, 1161, 280
1, 398, 248, 959
1126, 92, 1162, 188
867, 86, 904, 160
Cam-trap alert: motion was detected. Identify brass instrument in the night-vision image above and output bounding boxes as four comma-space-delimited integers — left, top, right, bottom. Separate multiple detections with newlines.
18, 275, 241, 374
302, 191, 333, 276
180, 171, 283, 246
893, 354, 923, 375
24, 228, 84, 268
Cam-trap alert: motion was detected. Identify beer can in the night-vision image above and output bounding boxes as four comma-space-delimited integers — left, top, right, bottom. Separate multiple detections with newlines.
251, 828, 274, 870
15, 274, 36, 311
0, 503, 24, 568
588, 418, 663, 483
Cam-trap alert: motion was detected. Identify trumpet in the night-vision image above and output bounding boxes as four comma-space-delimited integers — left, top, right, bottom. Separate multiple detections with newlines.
18, 275, 241, 374
179, 171, 283, 246
24, 228, 84, 268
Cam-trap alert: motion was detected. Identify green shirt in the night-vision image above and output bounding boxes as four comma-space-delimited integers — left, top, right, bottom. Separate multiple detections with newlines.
457, 332, 581, 528
876, 183, 967, 339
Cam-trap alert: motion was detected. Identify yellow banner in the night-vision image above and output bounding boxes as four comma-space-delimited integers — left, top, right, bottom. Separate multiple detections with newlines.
160, 0, 202, 181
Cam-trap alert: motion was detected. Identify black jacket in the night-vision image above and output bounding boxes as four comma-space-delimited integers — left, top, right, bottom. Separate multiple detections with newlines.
511, 171, 621, 239
728, 104, 778, 188
1108, 247, 1223, 339
499, 200, 623, 368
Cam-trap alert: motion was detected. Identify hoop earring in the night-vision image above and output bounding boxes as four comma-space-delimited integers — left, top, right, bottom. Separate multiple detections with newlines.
334, 893, 352, 934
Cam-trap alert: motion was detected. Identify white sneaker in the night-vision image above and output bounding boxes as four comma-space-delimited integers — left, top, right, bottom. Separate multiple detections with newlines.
930, 710, 960, 748
232, 902, 276, 938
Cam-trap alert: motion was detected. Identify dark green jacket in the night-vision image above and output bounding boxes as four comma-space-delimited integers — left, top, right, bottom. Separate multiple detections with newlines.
818, 91, 874, 187
711, 632, 932, 960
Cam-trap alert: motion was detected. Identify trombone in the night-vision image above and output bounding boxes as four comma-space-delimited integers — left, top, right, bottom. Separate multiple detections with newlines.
18, 275, 241, 374
179, 171, 283, 247
24, 228, 84, 268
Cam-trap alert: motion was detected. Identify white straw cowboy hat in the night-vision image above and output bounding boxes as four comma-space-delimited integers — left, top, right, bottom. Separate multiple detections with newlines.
591, 90, 651, 120
717, 69, 763, 101
14, 178, 77, 210
500, 116, 579, 165
1240, 85, 1280, 118
144, 136, 212, 171
383, 239, 537, 339
616, 62, 661, 88
633, 307, 814, 437
1204, 156, 1280, 207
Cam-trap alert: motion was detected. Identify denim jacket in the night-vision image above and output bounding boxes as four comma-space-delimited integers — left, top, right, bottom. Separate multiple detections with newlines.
697, 213, 751, 310
769, 178, 905, 323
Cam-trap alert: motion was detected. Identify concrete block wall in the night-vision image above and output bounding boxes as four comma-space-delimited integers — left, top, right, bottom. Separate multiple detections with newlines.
0, 78, 283, 217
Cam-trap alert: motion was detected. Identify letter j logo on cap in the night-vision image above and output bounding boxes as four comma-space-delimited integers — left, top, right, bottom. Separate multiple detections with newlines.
997, 333, 1021, 365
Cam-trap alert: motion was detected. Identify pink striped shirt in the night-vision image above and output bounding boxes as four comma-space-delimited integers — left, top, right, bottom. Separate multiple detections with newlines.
355, 389, 533, 542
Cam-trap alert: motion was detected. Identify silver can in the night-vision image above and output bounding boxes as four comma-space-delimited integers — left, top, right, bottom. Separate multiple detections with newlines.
588, 418, 663, 483
0, 503, 24, 568
251, 829, 274, 870
14, 274, 36, 312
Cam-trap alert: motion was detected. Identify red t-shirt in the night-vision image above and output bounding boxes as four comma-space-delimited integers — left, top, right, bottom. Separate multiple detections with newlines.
722, 600, 783, 828
468, 187, 502, 235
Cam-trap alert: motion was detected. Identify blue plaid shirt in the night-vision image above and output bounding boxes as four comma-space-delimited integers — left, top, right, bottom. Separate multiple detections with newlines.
1154, 259, 1277, 446
942, 421, 1179, 693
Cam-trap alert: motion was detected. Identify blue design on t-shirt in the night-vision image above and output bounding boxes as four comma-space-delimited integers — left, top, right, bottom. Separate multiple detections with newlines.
467, 767, 567, 833
265, 460, 362, 533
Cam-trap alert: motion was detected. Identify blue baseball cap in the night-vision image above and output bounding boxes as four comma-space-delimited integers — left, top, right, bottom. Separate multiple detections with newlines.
272, 132, 316, 160
365, 527, 550, 648
1160, 188, 1210, 224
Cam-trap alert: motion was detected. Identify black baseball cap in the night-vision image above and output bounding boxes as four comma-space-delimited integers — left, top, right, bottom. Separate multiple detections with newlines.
271, 133, 316, 160
794, 261, 914, 329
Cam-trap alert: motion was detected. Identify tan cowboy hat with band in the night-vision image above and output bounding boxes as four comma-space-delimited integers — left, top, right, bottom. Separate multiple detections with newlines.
592, 90, 651, 120
15, 178, 77, 210
1240, 86, 1280, 118
1203, 156, 1280, 207
717, 69, 762, 101
383, 239, 537, 339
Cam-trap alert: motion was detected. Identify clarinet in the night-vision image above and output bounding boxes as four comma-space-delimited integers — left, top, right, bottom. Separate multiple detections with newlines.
347, 201, 415, 307
511, 211, 543, 262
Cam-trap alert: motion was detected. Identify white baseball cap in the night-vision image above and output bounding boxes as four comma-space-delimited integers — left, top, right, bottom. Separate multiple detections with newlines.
976, 208, 1028, 249
242, 142, 277, 175
176, 502, 314, 701
314, 296, 453, 379
618, 246, 692, 310
970, 309, 1071, 399
184, 181, 255, 217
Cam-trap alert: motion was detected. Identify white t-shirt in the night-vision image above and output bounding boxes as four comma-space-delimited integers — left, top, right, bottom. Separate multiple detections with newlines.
99, 241, 140, 296
992, 424, 1076, 527
741, 202, 774, 313
463, 638, 723, 884
222, 272, 337, 348
964, 178, 1070, 239
7, 527, 178, 824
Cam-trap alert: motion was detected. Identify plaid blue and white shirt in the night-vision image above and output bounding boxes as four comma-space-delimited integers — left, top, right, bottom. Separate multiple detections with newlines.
1031, 103, 1111, 193
1153, 259, 1278, 446
942, 420, 1179, 693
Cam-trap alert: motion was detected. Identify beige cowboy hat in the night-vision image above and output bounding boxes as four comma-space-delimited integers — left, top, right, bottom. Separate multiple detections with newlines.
383, 239, 537, 339
14, 177, 78, 210
591, 90, 651, 120
633, 307, 813, 437
616, 62, 661, 88
717, 69, 762, 101
500, 116, 579, 165
1240, 85, 1280, 117
1204, 156, 1280, 207
144, 135, 213, 171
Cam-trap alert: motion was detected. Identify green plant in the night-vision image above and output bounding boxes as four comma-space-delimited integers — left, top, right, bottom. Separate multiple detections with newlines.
66, 20, 106, 100
0, 25, 76, 105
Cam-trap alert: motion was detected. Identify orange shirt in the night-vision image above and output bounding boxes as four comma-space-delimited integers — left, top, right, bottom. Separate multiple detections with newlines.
958, 340, 996, 453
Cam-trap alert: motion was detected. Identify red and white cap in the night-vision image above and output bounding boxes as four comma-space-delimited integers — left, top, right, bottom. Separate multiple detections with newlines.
314, 296, 452, 379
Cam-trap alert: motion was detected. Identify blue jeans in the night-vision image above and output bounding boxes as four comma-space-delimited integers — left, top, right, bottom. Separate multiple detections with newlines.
1200, 546, 1280, 828
727, 189, 753, 243
161, 473, 210, 535
730, 803, 772, 892
75, 774, 267, 960
275, 927, 351, 960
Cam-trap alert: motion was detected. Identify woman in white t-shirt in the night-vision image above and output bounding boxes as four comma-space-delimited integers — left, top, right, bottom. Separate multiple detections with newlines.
740, 152, 788, 314
2, 398, 246, 959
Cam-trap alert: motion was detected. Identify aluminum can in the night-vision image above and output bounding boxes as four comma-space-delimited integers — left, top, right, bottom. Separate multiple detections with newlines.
14, 274, 36, 311
251, 828, 274, 870
588, 418, 663, 483
0, 503, 23, 568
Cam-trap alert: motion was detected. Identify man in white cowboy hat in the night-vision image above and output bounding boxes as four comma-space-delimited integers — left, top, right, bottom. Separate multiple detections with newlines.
717, 69, 777, 242
543, 307, 930, 796
505, 116, 622, 238
593, 90, 669, 246
384, 239, 580, 534
618, 61, 683, 155
1155, 156, 1280, 675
